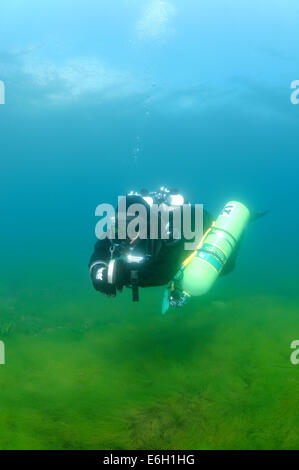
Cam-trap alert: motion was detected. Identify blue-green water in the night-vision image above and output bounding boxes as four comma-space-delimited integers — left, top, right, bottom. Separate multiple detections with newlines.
0, 0, 298, 449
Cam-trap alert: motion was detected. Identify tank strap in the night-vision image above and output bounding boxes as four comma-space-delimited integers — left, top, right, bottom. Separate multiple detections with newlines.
182, 222, 215, 268
199, 243, 227, 264
211, 226, 237, 246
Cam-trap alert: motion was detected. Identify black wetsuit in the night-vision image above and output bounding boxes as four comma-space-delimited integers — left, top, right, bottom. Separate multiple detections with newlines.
89, 200, 224, 295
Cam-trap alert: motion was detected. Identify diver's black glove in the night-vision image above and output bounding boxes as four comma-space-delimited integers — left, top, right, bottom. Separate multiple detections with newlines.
90, 262, 116, 297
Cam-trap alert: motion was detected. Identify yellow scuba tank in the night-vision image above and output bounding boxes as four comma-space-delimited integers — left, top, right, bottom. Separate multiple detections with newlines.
181, 201, 250, 296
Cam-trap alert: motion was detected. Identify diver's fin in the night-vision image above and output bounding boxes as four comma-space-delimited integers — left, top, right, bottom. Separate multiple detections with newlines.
250, 210, 269, 223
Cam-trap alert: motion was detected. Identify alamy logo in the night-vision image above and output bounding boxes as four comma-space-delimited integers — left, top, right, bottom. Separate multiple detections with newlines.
0, 80, 5, 105
95, 197, 203, 250
290, 340, 299, 365
290, 80, 299, 105
0, 341, 5, 365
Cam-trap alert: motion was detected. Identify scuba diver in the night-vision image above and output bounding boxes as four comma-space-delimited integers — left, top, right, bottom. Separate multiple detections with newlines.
89, 187, 266, 313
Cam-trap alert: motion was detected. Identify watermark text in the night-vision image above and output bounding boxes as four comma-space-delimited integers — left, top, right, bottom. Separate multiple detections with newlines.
290, 340, 299, 365
95, 197, 203, 250
0, 341, 5, 365
290, 80, 299, 105
0, 80, 5, 105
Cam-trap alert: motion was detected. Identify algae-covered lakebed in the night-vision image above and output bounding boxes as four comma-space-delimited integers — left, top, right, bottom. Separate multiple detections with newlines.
0, 271, 298, 450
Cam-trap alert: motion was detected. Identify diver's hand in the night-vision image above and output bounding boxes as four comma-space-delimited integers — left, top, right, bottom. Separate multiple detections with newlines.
90, 263, 116, 297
